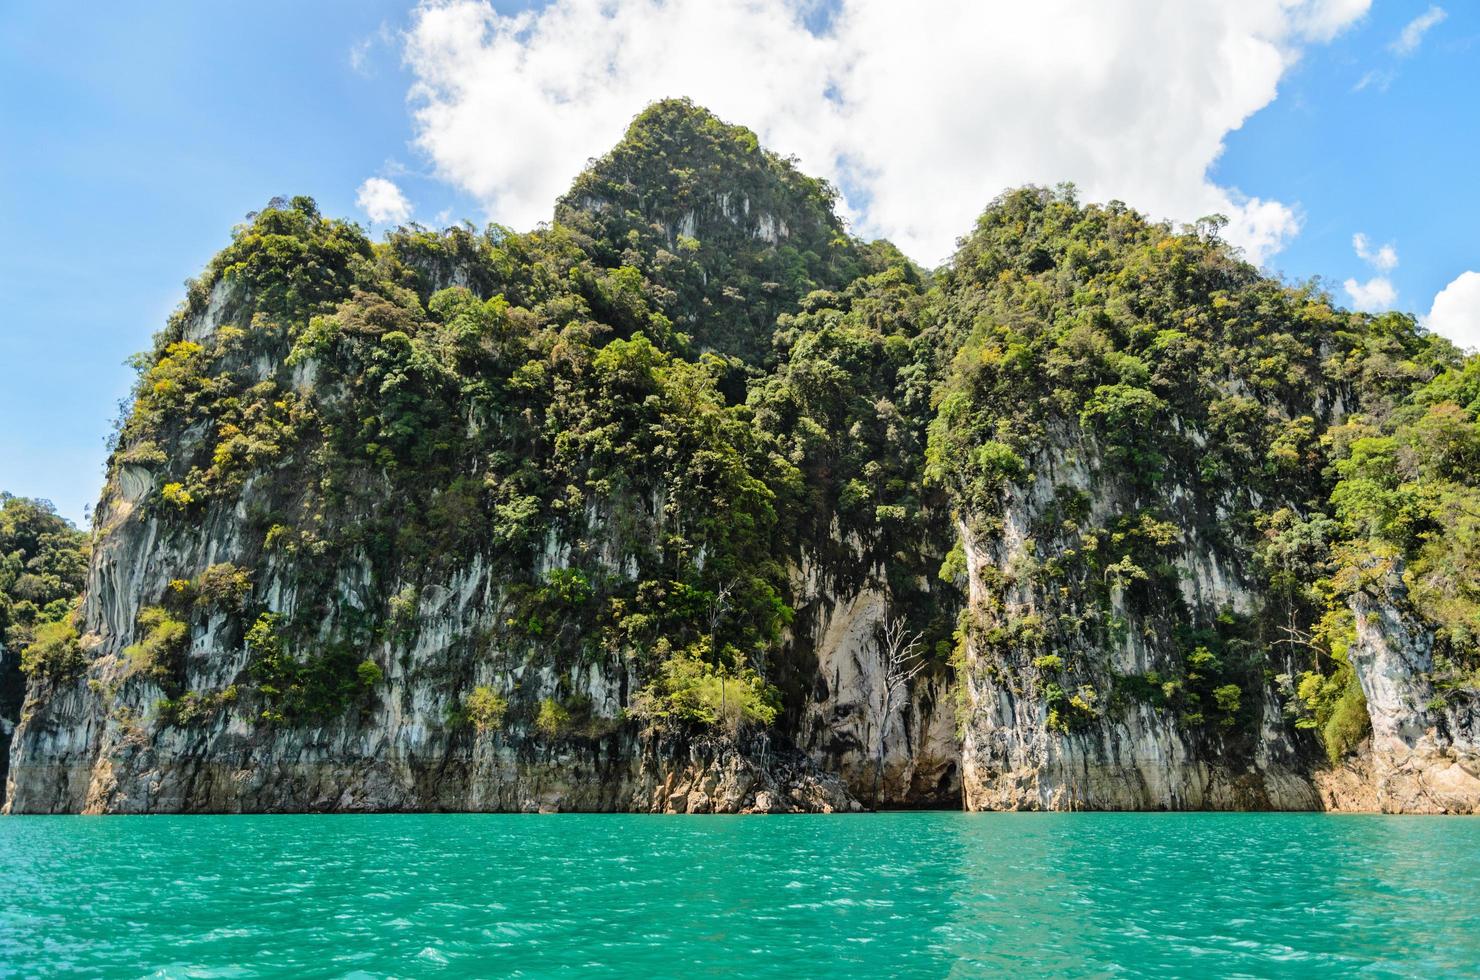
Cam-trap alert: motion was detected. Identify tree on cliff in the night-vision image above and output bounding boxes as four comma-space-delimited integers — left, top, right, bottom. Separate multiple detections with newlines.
872, 612, 926, 802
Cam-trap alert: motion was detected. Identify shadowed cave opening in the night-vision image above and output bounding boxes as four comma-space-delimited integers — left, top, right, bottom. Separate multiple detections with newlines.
871, 762, 963, 812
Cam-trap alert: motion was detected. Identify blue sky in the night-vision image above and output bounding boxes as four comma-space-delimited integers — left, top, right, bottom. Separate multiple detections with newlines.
1, 1, 1476, 526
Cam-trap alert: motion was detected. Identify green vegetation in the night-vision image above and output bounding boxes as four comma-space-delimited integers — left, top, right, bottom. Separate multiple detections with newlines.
156, 686, 238, 727
1, 495, 89, 682
535, 697, 572, 737
556, 97, 872, 364
1327, 358, 1480, 677
244, 613, 375, 724
19, 618, 84, 681
927, 185, 1471, 762
21, 100, 1475, 779
181, 563, 254, 612
464, 685, 508, 733
123, 607, 189, 681
629, 640, 779, 734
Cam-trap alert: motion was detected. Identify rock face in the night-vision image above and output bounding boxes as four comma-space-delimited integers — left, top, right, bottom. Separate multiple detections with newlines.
796, 577, 960, 808
1347, 587, 1480, 814
8, 679, 851, 814
0, 642, 20, 802
3, 494, 928, 814
5, 460, 940, 814
3, 441, 875, 814
6, 105, 1478, 816
956, 467, 1317, 812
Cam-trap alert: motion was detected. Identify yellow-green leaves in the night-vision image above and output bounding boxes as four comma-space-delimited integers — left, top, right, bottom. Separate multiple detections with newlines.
20, 617, 83, 680
465, 686, 507, 733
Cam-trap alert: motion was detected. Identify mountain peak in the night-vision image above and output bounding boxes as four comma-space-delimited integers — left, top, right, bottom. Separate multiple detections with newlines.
555, 99, 864, 363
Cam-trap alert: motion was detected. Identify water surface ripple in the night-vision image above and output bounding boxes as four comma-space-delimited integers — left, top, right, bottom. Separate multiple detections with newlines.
2, 812, 1477, 977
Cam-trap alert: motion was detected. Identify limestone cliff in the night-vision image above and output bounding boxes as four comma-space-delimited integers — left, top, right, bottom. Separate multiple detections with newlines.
1343, 581, 1480, 813
0, 642, 19, 798
5, 102, 1478, 814
4, 102, 954, 815
930, 187, 1480, 813
3, 270, 924, 814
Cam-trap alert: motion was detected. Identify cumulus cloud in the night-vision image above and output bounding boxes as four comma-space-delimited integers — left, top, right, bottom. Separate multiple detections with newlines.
356, 177, 413, 224
1424, 271, 1480, 350
1344, 231, 1398, 311
403, 0, 1370, 265
1352, 232, 1398, 271
1289, 0, 1371, 40
1343, 275, 1397, 312
1390, 5, 1446, 57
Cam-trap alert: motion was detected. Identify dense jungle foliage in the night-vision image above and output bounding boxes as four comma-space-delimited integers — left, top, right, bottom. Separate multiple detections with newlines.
65, 101, 957, 738
14, 100, 1477, 771
1, 495, 89, 679
555, 97, 877, 366
927, 185, 1471, 758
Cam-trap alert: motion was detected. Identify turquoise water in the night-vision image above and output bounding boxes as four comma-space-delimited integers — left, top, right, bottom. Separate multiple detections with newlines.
2, 813, 1478, 977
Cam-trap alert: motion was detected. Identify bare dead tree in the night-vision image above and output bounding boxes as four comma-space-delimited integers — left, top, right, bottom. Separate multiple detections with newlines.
873, 612, 927, 803
1272, 623, 1323, 653
704, 579, 736, 643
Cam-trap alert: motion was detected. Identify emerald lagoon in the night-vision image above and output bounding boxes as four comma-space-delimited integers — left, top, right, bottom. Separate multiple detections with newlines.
3, 812, 1478, 977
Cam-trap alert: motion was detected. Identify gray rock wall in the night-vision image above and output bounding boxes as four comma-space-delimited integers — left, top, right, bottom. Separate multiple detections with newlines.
1347, 587, 1480, 813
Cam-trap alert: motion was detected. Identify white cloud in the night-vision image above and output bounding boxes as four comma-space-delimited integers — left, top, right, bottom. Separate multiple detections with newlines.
1353, 232, 1397, 271
1390, 5, 1446, 57
1424, 271, 1480, 350
1345, 231, 1397, 311
350, 22, 396, 77
1293, 0, 1372, 41
350, 36, 374, 76
403, 0, 1370, 265
1344, 275, 1397, 312
356, 177, 413, 225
